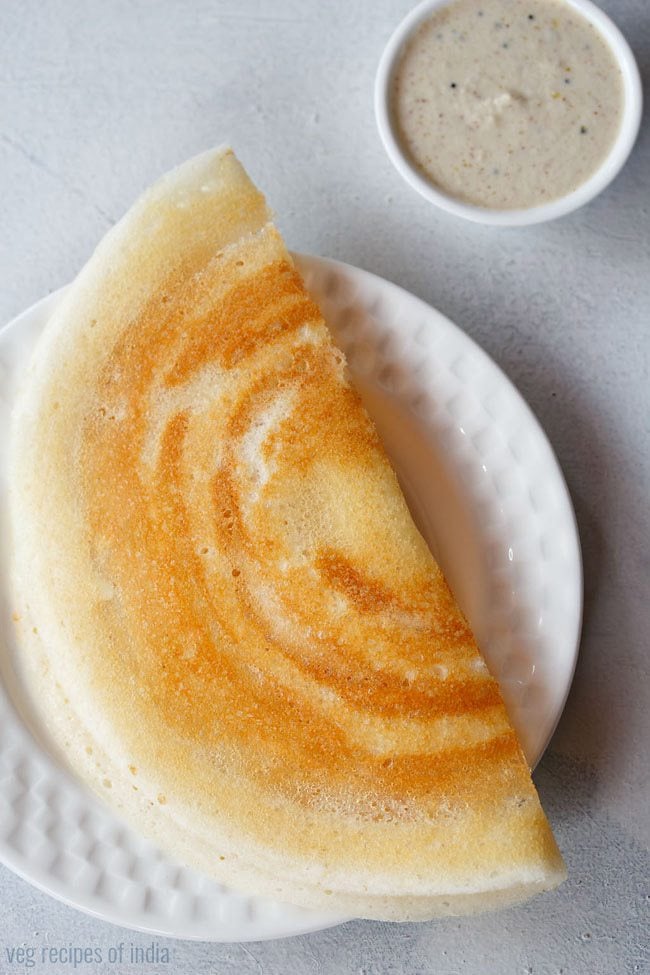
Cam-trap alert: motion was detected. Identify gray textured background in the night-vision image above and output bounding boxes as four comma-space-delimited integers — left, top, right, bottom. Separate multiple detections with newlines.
1, 1, 648, 973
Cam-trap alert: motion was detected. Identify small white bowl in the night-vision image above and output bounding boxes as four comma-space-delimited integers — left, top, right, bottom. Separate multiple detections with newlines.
375, 0, 643, 226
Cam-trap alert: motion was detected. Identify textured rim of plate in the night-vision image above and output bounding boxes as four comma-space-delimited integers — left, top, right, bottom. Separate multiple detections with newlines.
0, 255, 582, 941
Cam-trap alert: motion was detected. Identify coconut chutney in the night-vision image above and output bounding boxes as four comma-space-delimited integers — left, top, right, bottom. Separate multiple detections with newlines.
391, 0, 625, 209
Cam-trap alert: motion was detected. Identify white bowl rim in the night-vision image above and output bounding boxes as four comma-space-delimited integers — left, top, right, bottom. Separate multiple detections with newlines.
375, 0, 643, 226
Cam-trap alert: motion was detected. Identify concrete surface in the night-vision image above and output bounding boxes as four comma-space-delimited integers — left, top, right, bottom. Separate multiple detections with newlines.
0, 1, 648, 973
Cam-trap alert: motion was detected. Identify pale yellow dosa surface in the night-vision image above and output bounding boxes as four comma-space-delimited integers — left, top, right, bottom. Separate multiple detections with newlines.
8, 148, 566, 919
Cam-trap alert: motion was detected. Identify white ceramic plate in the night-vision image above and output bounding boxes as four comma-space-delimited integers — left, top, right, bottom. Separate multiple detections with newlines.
0, 255, 582, 941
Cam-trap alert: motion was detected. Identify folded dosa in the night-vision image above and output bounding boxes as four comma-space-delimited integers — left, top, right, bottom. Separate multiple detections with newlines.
8, 147, 565, 919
